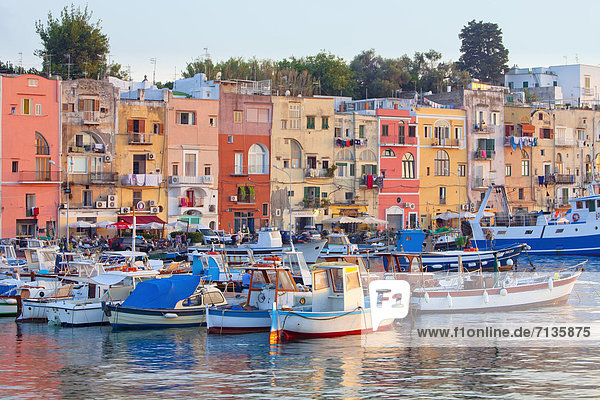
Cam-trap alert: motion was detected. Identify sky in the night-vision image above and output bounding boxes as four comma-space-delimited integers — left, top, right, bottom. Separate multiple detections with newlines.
2, 0, 600, 83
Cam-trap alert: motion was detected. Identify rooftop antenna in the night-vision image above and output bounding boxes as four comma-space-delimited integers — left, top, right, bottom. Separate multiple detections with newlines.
18, 52, 23, 71
202, 47, 211, 79
173, 66, 177, 81
64, 53, 73, 80
150, 58, 157, 84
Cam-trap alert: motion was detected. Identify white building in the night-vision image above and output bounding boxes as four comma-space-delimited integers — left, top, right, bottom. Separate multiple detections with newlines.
505, 64, 600, 107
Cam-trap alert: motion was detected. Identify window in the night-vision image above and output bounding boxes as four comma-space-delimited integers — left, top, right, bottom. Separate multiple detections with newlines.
523, 81, 528, 88
398, 124, 405, 144
228, 135, 234, 144
290, 119, 299, 130
11, 106, 16, 114
204, 166, 211, 176
25, 194, 36, 217
359, 149, 377, 162
577, 129, 585, 141
337, 163, 347, 177
262, 203, 269, 216
307, 156, 317, 169
541, 149, 545, 156
434, 122, 450, 140
35, 104, 42, 116
359, 125, 365, 138
35, 132, 50, 155
439, 187, 447, 205
132, 154, 146, 175
350, 164, 355, 177
335, 127, 341, 137
153, 123, 162, 134
22, 98, 32, 115
133, 191, 142, 206
584, 75, 591, 89
209, 116, 217, 127
361, 164, 377, 175
434, 150, 450, 176
283, 160, 289, 168
184, 153, 197, 177
491, 112, 499, 125
234, 153, 243, 174
248, 143, 268, 174
127, 119, 145, 133
458, 164, 466, 177
291, 139, 302, 168
426, 167, 430, 176
83, 190, 93, 207
408, 125, 416, 137
382, 125, 389, 136
454, 127, 463, 140
541, 128, 552, 139
345, 192, 354, 200
12, 161, 18, 173
172, 164, 179, 176
321, 117, 329, 129
521, 160, 530, 176
382, 149, 395, 157
424, 126, 432, 138
313, 270, 329, 291
307, 116, 315, 129
177, 111, 195, 125
519, 188, 524, 200
28, 78, 38, 87
281, 120, 287, 129
506, 164, 512, 177
289, 104, 300, 118
402, 153, 415, 179
246, 108, 270, 123
233, 111, 242, 123
322, 160, 329, 170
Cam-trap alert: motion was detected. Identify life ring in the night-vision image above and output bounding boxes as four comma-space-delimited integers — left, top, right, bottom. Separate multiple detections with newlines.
258, 293, 266, 303
573, 213, 580, 222
207, 252, 219, 255
299, 297, 306, 305
263, 256, 281, 262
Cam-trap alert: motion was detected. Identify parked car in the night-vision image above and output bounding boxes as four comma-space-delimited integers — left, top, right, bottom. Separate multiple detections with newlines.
196, 228, 220, 245
280, 231, 298, 244
214, 230, 234, 245
110, 237, 154, 252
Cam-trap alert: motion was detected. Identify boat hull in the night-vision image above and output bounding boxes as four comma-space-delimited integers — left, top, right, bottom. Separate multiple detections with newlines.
474, 233, 600, 255
17, 299, 53, 322
0, 296, 19, 317
270, 308, 389, 341
412, 271, 581, 313
46, 301, 108, 326
105, 304, 207, 329
206, 308, 271, 334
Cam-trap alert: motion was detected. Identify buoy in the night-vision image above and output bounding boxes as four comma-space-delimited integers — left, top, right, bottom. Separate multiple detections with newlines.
506, 259, 514, 266
5, 298, 17, 305
163, 313, 178, 318
500, 288, 508, 296
424, 292, 430, 303
446, 293, 453, 308
548, 278, 554, 291
483, 290, 489, 303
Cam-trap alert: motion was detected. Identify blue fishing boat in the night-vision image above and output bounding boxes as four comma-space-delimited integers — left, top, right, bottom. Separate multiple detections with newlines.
104, 275, 226, 329
470, 185, 600, 255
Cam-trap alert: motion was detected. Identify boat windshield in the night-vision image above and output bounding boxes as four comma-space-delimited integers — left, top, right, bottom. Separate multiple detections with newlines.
330, 269, 344, 293
329, 236, 345, 245
346, 271, 361, 291
276, 271, 296, 291
250, 270, 268, 289
313, 270, 329, 291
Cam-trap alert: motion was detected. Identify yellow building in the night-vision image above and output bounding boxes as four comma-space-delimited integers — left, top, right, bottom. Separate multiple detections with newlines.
115, 88, 169, 225
415, 107, 468, 228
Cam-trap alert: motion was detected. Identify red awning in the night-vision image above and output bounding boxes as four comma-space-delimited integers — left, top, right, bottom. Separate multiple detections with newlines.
119, 216, 166, 224
520, 124, 535, 134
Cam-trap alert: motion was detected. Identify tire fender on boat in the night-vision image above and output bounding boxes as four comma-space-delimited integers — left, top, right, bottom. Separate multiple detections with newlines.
163, 313, 178, 318
548, 278, 554, 291
424, 292, 430, 303
500, 288, 508, 296
483, 290, 489, 304
446, 293, 453, 308
573, 213, 580, 222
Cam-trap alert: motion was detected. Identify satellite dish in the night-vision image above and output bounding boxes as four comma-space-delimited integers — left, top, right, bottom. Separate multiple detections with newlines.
285, 90, 291, 96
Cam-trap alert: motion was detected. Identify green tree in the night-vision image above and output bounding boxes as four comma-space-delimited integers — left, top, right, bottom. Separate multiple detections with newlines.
107, 62, 129, 80
458, 20, 508, 84
0, 59, 40, 75
303, 51, 355, 96
35, 4, 110, 80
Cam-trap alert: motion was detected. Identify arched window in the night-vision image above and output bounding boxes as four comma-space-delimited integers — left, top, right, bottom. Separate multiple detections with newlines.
359, 149, 377, 161
521, 149, 529, 159
290, 139, 302, 168
336, 148, 354, 161
556, 153, 562, 163
69, 131, 104, 153
248, 143, 268, 174
382, 148, 395, 157
402, 153, 415, 179
35, 132, 51, 180
434, 150, 450, 176
434, 120, 450, 140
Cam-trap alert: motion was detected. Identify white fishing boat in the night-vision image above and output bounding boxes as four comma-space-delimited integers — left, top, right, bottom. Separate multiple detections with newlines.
411, 260, 585, 313
105, 274, 226, 329
206, 265, 310, 334
269, 262, 410, 342
322, 233, 359, 255
46, 270, 159, 327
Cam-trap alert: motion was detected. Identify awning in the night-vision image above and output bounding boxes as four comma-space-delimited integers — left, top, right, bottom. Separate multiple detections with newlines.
521, 124, 535, 134
120, 216, 166, 225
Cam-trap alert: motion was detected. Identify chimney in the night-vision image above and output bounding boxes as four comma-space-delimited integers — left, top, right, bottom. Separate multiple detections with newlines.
138, 89, 145, 101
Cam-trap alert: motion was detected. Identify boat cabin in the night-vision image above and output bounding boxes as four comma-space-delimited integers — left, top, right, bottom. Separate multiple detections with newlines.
246, 267, 306, 310
310, 262, 364, 312
190, 252, 243, 282
324, 233, 358, 254
0, 245, 23, 265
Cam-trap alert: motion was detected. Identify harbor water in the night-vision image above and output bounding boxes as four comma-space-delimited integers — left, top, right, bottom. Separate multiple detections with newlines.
1, 254, 599, 399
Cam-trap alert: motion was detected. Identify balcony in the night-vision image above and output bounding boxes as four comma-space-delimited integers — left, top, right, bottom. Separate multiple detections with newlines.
380, 136, 418, 146
474, 150, 493, 160
472, 177, 489, 189
121, 174, 162, 187
360, 174, 378, 189
304, 168, 331, 179
473, 124, 494, 134
168, 175, 213, 185
18, 171, 61, 183
179, 198, 205, 208
128, 133, 153, 145
432, 138, 460, 148
555, 137, 575, 146
68, 172, 118, 185
83, 111, 100, 125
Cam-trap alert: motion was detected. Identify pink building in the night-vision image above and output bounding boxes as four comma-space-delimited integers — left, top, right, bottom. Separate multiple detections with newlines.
0, 74, 61, 238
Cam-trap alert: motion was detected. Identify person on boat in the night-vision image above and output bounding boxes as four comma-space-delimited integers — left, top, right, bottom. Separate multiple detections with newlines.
241, 269, 252, 290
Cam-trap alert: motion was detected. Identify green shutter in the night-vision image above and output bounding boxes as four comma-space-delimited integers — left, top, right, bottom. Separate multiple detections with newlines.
350, 164, 355, 177
487, 139, 495, 151
315, 187, 320, 199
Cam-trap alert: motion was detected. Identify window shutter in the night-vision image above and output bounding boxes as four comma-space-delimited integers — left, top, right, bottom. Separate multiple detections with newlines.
78, 99, 84, 111
487, 139, 495, 151
315, 187, 320, 199
159, 123, 164, 134
361, 165, 366, 175
127, 119, 134, 133
304, 187, 309, 199
350, 164, 355, 177
139, 120, 145, 133
549, 129, 554, 139
94, 99, 100, 111
62, 103, 68, 112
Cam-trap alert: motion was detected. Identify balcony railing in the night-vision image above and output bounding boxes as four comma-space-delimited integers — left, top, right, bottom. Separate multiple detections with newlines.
473, 124, 494, 134
128, 133, 153, 145
555, 137, 575, 146
380, 136, 418, 146
360, 174, 378, 188
473, 177, 488, 189
474, 150, 493, 160
179, 198, 204, 208
168, 175, 213, 185
67, 172, 117, 185
304, 168, 330, 178
83, 111, 100, 124
432, 138, 460, 147
18, 170, 61, 182
121, 174, 162, 187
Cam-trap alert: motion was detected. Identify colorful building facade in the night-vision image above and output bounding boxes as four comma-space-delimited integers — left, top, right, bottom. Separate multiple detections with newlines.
0, 74, 61, 238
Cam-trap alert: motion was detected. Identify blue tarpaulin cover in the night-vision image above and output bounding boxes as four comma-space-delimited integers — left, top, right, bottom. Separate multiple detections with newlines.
121, 275, 201, 309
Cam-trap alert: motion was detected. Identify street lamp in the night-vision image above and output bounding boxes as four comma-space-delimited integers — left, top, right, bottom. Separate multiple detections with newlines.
273, 164, 295, 252
49, 159, 69, 241
444, 167, 463, 245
